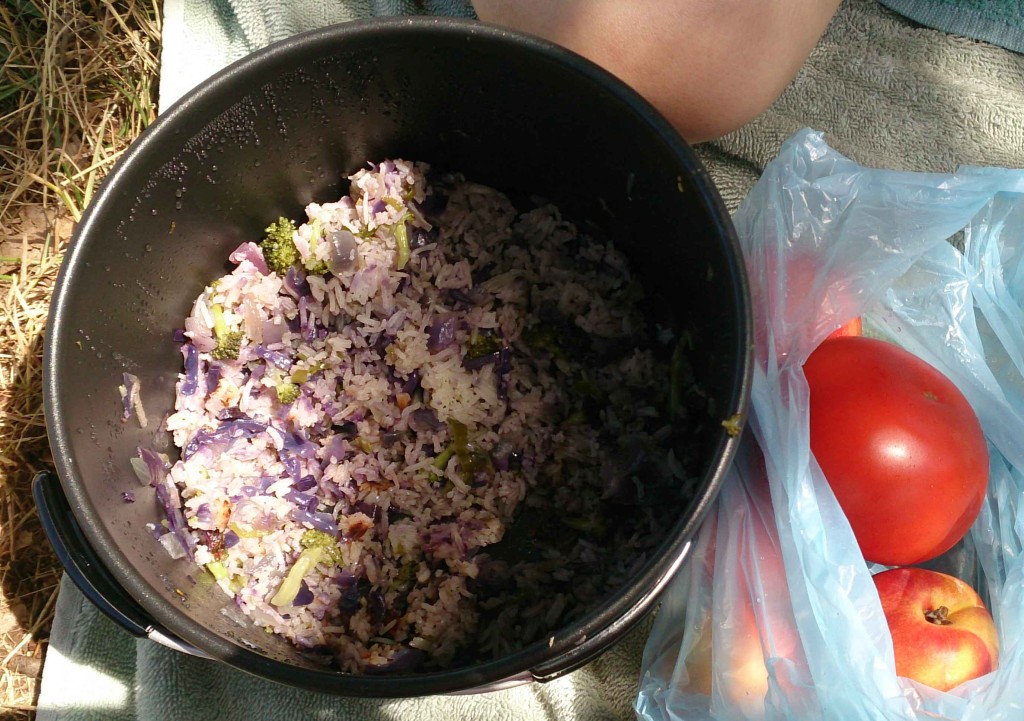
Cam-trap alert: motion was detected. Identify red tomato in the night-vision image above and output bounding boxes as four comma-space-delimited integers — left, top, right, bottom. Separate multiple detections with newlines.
804, 337, 988, 566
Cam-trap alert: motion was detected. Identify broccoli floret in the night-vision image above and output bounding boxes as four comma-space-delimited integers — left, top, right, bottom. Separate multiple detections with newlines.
465, 330, 503, 360
305, 258, 330, 275
261, 217, 300, 275
209, 304, 244, 360
300, 529, 343, 566
211, 331, 243, 361
520, 305, 591, 361
270, 530, 342, 607
276, 382, 300, 404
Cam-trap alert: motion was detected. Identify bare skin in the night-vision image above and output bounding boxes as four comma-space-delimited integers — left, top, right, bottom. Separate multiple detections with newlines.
472, 0, 842, 143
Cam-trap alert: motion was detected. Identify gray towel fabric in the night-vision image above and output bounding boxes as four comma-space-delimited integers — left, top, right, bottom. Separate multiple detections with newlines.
38, 577, 649, 720
703, 0, 1024, 213
37, 0, 1024, 719
878, 0, 1024, 53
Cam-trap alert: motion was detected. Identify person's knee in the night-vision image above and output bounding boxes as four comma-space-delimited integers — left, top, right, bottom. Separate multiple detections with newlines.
473, 0, 841, 142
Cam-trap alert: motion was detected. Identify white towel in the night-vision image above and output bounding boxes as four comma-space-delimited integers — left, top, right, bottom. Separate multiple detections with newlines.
158, 0, 475, 111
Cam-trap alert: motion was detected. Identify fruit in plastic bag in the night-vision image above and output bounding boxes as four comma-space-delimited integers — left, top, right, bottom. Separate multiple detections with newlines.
679, 464, 807, 718
873, 567, 998, 691
804, 336, 988, 566
636, 129, 1024, 721
683, 598, 776, 712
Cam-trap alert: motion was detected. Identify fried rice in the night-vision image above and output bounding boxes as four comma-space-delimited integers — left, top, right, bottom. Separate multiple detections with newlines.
146, 159, 691, 673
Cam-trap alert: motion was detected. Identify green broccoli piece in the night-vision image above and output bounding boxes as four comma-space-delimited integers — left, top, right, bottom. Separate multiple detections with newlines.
212, 332, 243, 361
270, 529, 342, 607
276, 382, 300, 404
210, 303, 244, 361
447, 419, 494, 482
261, 217, 300, 275
562, 512, 608, 539
299, 529, 343, 566
465, 330, 503, 361
393, 219, 411, 270
521, 323, 565, 360
305, 258, 330, 275
389, 562, 417, 592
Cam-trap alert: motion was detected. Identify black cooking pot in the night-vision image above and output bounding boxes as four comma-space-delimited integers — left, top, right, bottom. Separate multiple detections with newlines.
38, 17, 751, 695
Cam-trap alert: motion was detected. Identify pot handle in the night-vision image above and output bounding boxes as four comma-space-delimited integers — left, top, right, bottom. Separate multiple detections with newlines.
32, 471, 211, 660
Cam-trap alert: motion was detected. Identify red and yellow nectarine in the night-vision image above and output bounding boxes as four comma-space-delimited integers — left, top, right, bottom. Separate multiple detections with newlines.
873, 567, 998, 692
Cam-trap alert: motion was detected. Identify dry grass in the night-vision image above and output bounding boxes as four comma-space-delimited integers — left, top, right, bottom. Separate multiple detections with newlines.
0, 1, 160, 716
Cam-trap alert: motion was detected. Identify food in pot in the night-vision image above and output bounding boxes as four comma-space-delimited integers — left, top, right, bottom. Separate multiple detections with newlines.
152, 159, 694, 673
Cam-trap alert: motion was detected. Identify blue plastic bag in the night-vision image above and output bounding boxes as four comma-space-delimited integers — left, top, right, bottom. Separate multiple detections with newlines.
636, 129, 1024, 721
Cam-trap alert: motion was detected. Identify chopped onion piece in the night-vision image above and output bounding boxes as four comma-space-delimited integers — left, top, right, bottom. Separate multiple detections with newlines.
325, 228, 358, 274
158, 531, 188, 560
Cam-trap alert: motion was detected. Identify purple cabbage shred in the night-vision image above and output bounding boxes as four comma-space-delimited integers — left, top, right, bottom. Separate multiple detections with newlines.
294, 475, 317, 492
426, 313, 458, 354
283, 266, 311, 300
281, 454, 302, 482
255, 345, 293, 371
137, 446, 169, 487
154, 482, 195, 561
323, 435, 348, 463
409, 408, 444, 433
182, 417, 267, 461
336, 571, 361, 613
206, 362, 222, 396
497, 347, 511, 401
400, 370, 421, 396
180, 343, 199, 396
293, 581, 315, 607
285, 491, 318, 512
259, 475, 276, 492
291, 509, 336, 534
282, 430, 318, 460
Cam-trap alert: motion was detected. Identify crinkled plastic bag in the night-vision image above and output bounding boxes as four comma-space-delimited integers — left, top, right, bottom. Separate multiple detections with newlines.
636, 129, 1024, 721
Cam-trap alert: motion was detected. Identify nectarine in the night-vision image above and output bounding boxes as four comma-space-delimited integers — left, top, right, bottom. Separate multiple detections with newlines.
873, 567, 998, 692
